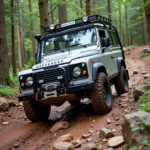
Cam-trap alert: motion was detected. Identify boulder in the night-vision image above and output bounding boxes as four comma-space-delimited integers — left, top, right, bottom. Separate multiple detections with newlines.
0, 97, 9, 111
141, 48, 150, 54
108, 136, 124, 148
99, 128, 115, 139
50, 121, 70, 133
53, 142, 74, 150
133, 85, 146, 101
55, 134, 73, 143
122, 111, 150, 147
79, 143, 97, 150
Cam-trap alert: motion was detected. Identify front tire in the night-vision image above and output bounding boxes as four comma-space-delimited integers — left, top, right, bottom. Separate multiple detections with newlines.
114, 67, 129, 95
23, 100, 50, 122
90, 72, 112, 114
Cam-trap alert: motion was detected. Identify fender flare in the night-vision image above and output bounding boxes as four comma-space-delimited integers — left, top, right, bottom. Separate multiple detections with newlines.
117, 57, 126, 72
92, 62, 107, 81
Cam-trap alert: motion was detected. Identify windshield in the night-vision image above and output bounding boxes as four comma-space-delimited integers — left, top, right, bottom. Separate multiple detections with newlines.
43, 28, 97, 55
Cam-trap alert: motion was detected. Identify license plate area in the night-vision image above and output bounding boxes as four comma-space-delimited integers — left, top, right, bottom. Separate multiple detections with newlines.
44, 90, 57, 98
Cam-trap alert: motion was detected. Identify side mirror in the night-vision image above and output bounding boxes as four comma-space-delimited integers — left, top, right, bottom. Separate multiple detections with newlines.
34, 34, 41, 41
103, 37, 110, 47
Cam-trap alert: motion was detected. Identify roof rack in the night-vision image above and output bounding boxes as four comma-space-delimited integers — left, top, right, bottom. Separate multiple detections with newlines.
44, 15, 113, 34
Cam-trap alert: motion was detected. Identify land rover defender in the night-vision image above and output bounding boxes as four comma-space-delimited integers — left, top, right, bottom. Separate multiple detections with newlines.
18, 15, 129, 122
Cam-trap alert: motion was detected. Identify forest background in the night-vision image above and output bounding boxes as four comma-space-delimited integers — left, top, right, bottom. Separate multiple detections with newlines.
0, 0, 150, 95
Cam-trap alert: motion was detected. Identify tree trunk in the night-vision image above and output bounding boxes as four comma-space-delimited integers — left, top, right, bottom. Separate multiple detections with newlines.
28, 0, 36, 58
50, 0, 54, 24
143, 0, 150, 46
17, 0, 26, 66
86, 0, 91, 16
125, 3, 129, 46
107, 0, 111, 20
80, 0, 83, 16
38, 0, 50, 35
58, 0, 67, 24
16, 17, 22, 70
11, 0, 17, 76
119, 4, 122, 43
80, 0, 83, 9
0, 0, 10, 84
141, 8, 146, 45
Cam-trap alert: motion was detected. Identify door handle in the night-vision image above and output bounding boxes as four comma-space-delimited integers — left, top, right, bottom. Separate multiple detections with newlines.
111, 56, 115, 59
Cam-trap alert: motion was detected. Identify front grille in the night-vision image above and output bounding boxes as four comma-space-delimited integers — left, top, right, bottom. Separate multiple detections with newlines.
34, 66, 70, 90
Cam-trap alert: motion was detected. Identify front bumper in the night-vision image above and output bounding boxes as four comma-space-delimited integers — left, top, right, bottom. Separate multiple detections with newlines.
18, 82, 95, 102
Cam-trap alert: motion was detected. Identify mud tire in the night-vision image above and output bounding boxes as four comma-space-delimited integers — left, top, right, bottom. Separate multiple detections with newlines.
114, 67, 129, 95
90, 72, 112, 114
23, 100, 50, 122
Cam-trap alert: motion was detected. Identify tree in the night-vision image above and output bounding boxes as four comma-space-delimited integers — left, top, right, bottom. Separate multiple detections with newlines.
125, 2, 129, 46
28, 0, 36, 58
16, 0, 26, 67
143, 0, 150, 46
11, 0, 17, 76
86, 0, 91, 16
108, 0, 111, 20
50, 0, 54, 24
119, 2, 122, 43
38, 0, 49, 35
141, 8, 146, 45
58, 0, 67, 24
0, 0, 10, 84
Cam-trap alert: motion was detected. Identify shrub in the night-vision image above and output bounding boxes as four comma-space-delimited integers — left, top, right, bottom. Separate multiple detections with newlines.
24, 58, 35, 69
0, 84, 18, 96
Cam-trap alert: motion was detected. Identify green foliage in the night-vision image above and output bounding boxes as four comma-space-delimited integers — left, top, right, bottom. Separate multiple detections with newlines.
132, 122, 150, 131
25, 38, 32, 52
139, 90, 150, 112
128, 146, 138, 150
0, 85, 18, 96
142, 140, 150, 148
24, 58, 35, 69
140, 52, 149, 58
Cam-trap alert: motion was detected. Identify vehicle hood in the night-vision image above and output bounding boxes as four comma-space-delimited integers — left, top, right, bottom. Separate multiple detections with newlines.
32, 45, 99, 70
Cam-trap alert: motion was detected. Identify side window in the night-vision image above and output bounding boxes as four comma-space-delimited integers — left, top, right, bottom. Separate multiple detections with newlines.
98, 30, 106, 47
111, 32, 120, 47
107, 31, 120, 47
107, 32, 113, 46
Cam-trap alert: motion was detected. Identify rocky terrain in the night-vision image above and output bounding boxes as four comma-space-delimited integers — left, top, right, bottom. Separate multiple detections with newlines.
0, 46, 150, 150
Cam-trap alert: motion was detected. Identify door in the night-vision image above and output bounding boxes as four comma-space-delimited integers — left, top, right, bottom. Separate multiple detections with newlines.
98, 29, 112, 76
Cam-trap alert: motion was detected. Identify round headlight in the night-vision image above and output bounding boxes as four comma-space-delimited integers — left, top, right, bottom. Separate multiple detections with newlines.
73, 67, 81, 76
26, 77, 33, 86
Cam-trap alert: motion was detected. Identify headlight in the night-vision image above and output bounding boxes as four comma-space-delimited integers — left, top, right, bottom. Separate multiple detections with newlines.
26, 77, 33, 86
73, 67, 81, 76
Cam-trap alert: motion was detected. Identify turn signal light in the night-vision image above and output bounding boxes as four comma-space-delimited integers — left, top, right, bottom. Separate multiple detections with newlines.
83, 70, 87, 75
21, 83, 25, 87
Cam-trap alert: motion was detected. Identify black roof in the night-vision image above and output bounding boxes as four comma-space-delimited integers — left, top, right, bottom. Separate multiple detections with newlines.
44, 15, 115, 34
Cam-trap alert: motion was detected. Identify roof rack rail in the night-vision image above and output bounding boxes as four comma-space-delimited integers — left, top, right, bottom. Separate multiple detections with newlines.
44, 15, 112, 34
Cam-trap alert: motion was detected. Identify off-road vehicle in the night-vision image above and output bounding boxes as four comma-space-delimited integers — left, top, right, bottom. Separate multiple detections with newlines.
18, 15, 129, 122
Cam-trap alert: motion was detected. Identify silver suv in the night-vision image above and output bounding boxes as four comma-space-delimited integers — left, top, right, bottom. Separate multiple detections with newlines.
18, 15, 129, 122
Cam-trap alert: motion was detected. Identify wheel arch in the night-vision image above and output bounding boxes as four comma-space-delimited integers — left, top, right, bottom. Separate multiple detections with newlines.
92, 62, 107, 81
117, 57, 126, 72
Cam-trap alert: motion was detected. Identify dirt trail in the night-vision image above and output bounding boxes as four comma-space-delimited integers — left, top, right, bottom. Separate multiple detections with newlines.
0, 46, 149, 150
